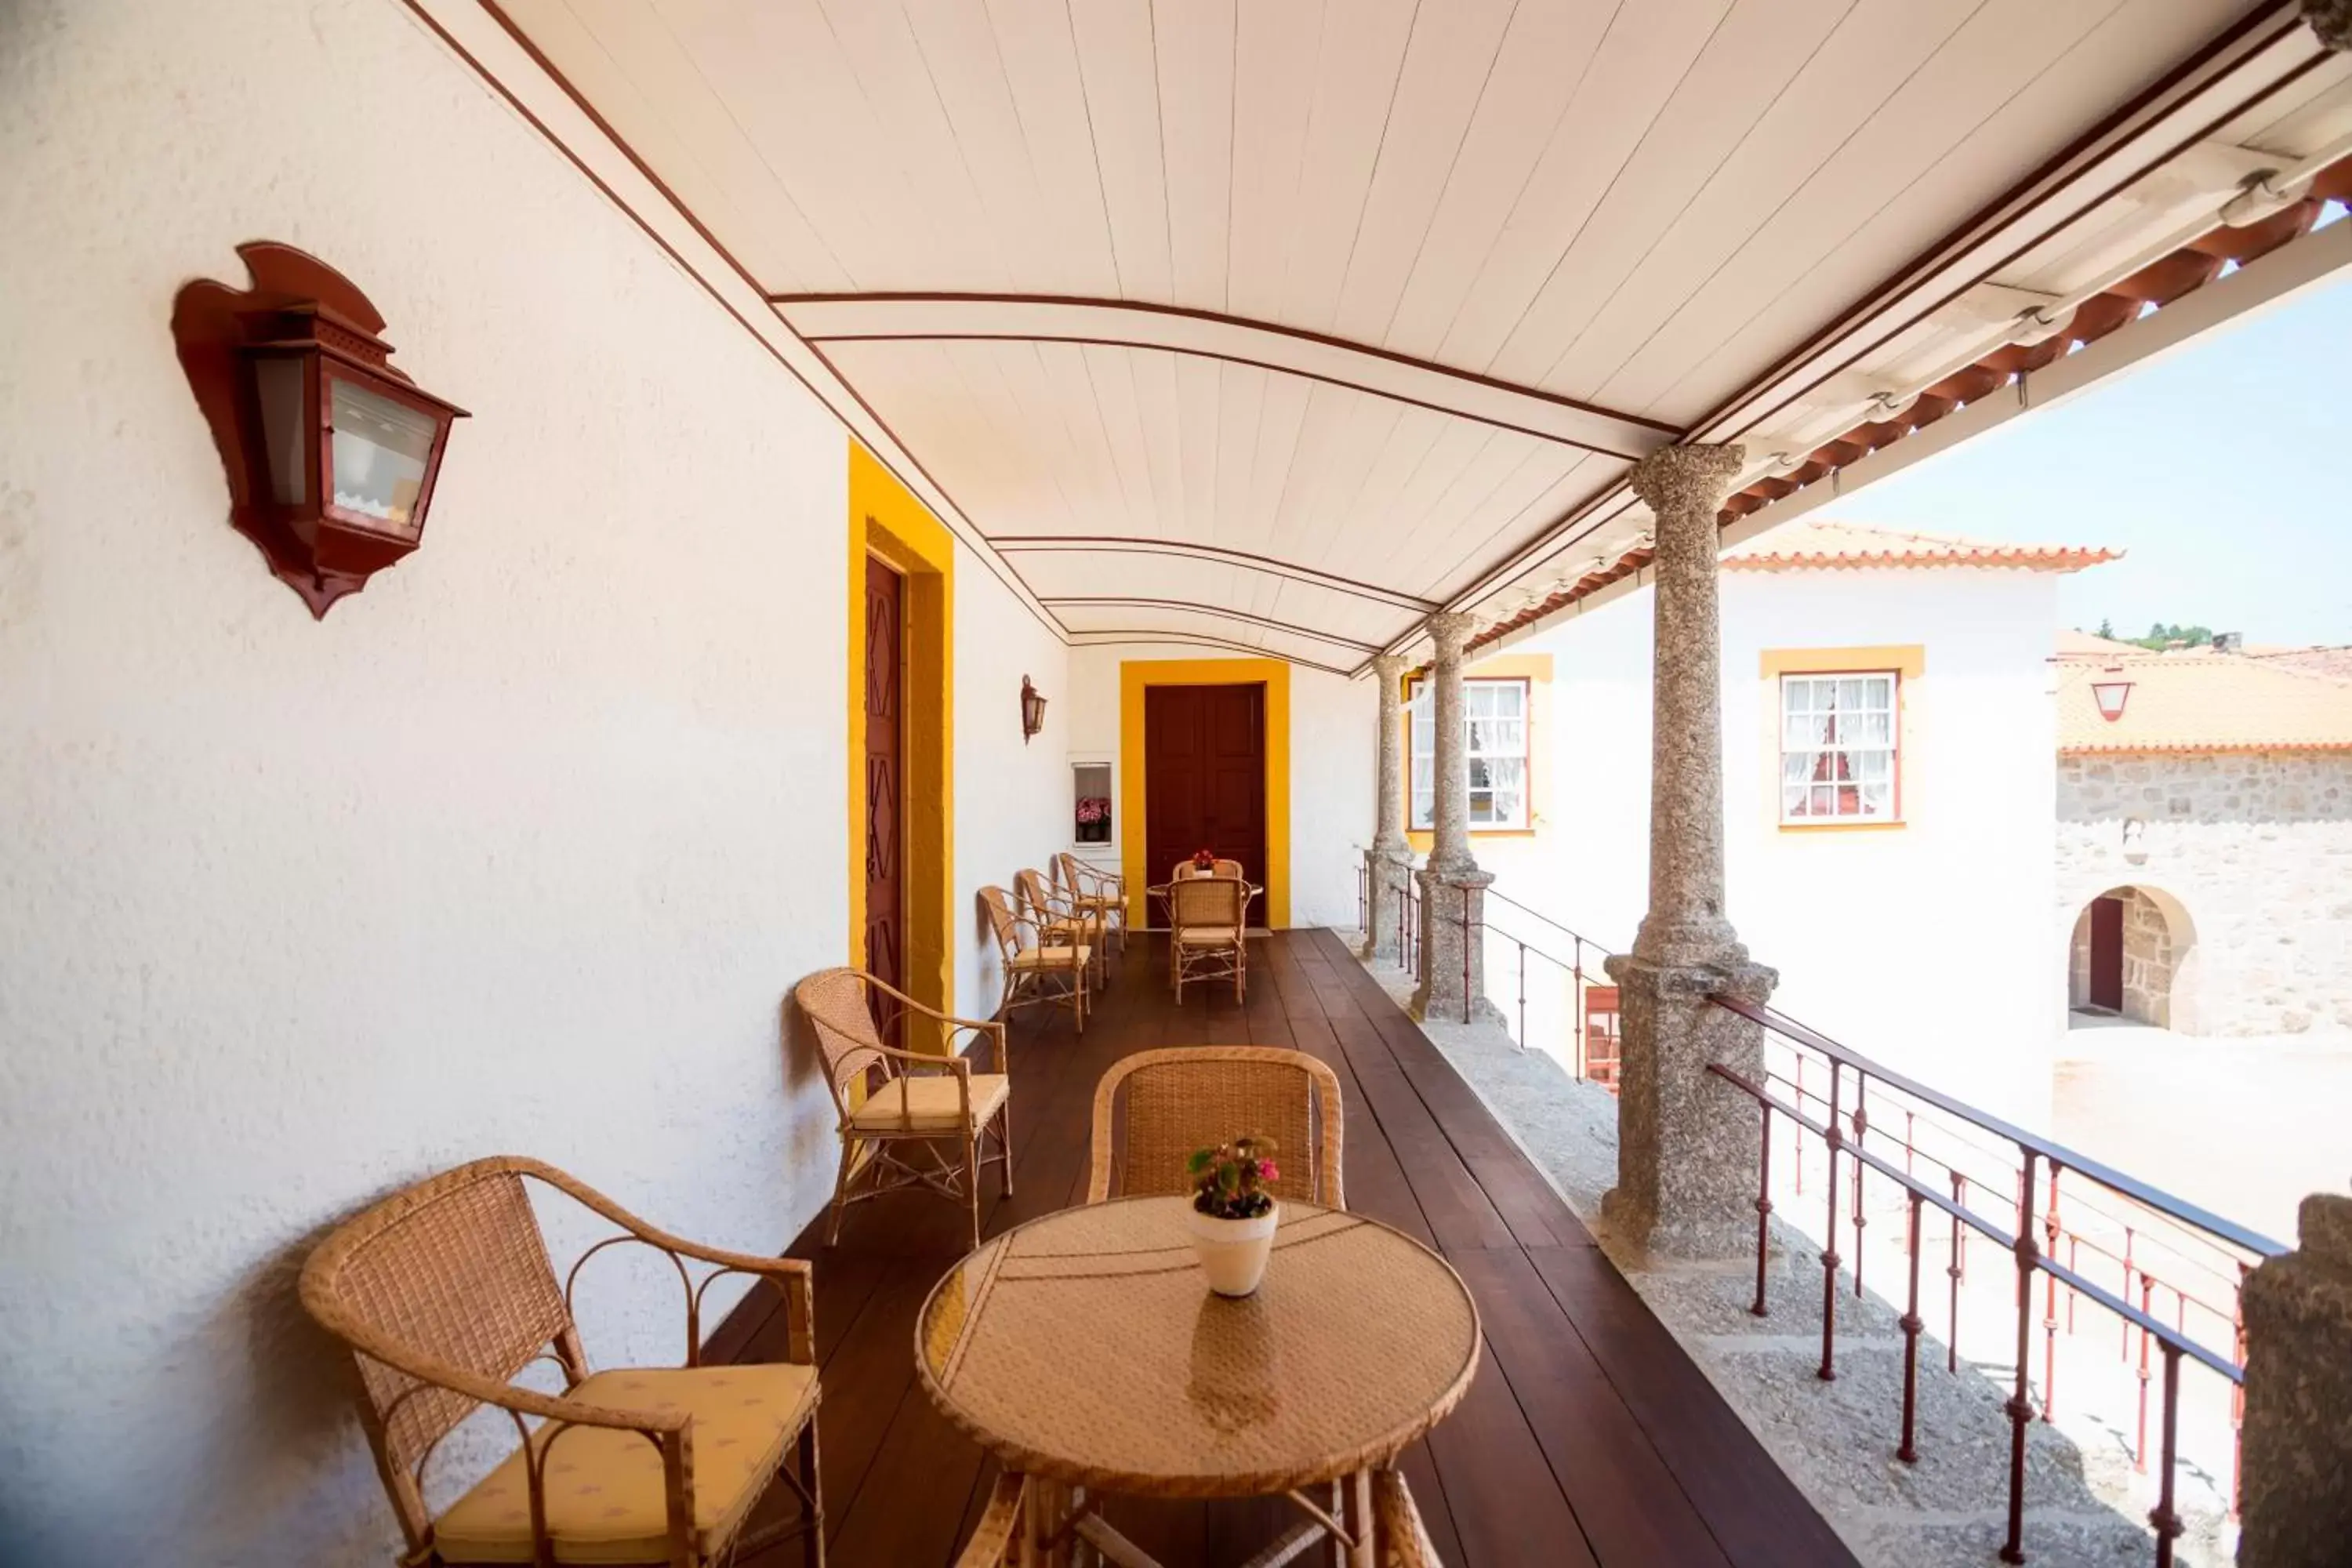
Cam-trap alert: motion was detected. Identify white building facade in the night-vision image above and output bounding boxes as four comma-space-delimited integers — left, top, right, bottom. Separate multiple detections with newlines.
1428, 522, 2113, 1122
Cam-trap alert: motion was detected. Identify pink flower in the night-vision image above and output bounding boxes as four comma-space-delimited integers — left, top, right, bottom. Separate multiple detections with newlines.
1258, 1160, 1279, 1182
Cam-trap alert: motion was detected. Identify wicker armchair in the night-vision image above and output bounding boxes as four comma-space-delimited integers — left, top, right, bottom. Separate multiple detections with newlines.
1167, 873, 1248, 1004
794, 967, 1012, 1250
1015, 866, 1105, 985
1087, 1046, 1344, 1207
1053, 851, 1127, 964
299, 1156, 822, 1568
1170, 857, 1246, 881
981, 884, 1088, 1033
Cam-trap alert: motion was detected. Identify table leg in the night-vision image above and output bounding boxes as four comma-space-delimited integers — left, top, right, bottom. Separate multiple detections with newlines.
1346, 1470, 1374, 1568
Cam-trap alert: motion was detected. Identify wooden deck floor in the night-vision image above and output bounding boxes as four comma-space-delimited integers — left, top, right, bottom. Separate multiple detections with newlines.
721, 928, 1855, 1568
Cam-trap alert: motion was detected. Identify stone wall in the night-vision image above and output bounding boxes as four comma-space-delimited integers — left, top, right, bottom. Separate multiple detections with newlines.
2059, 751, 2352, 1035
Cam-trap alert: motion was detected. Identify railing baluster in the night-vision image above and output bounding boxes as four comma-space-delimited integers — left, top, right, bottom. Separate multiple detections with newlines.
1949, 1170, 1965, 1374
1461, 886, 1472, 1025
2136, 1269, 2154, 1473
1851, 1073, 1869, 1300
1899, 1189, 1925, 1464
1515, 937, 1526, 1049
2000, 1150, 2039, 1566
1819, 1060, 1844, 1383
2043, 1163, 2063, 1421
1571, 937, 1586, 1081
1751, 1104, 1773, 1318
2151, 1345, 2186, 1568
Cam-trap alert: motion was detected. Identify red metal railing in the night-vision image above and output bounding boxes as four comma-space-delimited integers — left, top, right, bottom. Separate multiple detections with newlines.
1705, 996, 2285, 1566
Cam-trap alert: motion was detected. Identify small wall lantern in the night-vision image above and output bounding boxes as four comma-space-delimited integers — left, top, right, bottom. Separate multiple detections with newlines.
173, 242, 469, 618
1020, 676, 1048, 742
2090, 669, 2135, 722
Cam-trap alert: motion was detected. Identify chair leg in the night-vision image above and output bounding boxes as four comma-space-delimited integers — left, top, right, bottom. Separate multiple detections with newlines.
996, 1104, 1014, 1196
964, 1133, 982, 1251
826, 1138, 858, 1247
798, 1417, 825, 1568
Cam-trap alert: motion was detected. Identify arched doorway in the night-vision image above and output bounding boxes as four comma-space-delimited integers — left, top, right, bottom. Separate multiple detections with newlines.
2068, 884, 2198, 1031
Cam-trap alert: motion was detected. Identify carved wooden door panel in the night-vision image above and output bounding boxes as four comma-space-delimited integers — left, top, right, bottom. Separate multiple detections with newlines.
864, 556, 905, 1044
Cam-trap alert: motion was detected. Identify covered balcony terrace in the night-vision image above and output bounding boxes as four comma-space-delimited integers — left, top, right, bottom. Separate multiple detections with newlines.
5, 2, 2351, 1566
724, 931, 1850, 1568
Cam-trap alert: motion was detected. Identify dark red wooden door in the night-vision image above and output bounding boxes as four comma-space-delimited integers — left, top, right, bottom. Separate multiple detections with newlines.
864, 557, 905, 1040
2088, 895, 2125, 1011
1145, 684, 1267, 927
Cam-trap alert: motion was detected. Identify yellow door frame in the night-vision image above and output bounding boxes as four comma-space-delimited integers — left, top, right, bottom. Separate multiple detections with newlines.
848, 442, 956, 1052
1119, 658, 1291, 930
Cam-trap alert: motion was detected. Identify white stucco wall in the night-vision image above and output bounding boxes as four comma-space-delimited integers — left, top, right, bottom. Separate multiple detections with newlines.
0, 2, 1064, 1563
1469, 565, 2066, 1121
1062, 644, 1375, 929
955, 561, 1076, 1014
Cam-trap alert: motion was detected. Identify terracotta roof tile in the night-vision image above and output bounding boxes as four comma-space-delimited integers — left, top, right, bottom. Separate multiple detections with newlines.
2056, 652, 2352, 753
1723, 518, 2119, 573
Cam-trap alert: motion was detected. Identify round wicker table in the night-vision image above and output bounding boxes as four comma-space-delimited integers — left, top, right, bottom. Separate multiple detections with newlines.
915, 1195, 1479, 1566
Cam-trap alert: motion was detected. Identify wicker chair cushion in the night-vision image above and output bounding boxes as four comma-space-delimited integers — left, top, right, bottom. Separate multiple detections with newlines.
434, 1364, 816, 1564
851, 1073, 1011, 1133
1007, 946, 1087, 969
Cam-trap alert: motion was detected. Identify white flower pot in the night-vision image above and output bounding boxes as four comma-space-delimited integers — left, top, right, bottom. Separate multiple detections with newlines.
1186, 1200, 1279, 1298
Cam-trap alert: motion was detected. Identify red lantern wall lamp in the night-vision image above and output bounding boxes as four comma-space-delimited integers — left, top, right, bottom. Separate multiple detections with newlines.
172, 242, 468, 618
1020, 675, 1048, 742
2090, 668, 2135, 722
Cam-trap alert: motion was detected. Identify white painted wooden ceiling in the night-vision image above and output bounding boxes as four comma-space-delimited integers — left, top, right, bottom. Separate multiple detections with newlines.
484, 0, 2351, 671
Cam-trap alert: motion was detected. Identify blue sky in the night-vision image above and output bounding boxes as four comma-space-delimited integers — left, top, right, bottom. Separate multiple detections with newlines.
1841, 263, 2352, 648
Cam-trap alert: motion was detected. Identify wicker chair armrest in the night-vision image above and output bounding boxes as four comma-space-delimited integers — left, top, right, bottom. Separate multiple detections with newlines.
513, 1161, 818, 1362
862, 1042, 975, 1076
1069, 861, 1125, 895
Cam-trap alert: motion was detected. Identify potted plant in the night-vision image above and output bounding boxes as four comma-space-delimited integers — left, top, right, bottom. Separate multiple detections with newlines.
1185, 1136, 1281, 1297
1190, 847, 1218, 873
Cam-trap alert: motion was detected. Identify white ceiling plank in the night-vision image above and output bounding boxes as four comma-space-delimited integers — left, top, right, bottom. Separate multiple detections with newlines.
1610, 0, 2205, 421
984, 0, 1124, 294
1414, 447, 1595, 600
659, 0, 952, 289
1377, 0, 1642, 362
1080, 343, 1160, 539
1152, 0, 1238, 310
1237, 373, 1314, 616
816, 0, 1011, 289
1327, 0, 1519, 347
1126, 347, 1185, 539
515, 0, 850, 292
1070, 0, 1176, 303
1471, 0, 1859, 388
1031, 339, 1134, 534
1225, 0, 1329, 324
902, 0, 1080, 293
1288, 392, 1409, 576
1174, 351, 1225, 551
1377, 431, 1559, 593
1275, 0, 1420, 334
1497, 0, 1970, 402
1211, 360, 1269, 611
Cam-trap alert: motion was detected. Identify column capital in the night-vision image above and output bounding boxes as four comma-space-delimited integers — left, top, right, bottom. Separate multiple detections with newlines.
1628, 442, 1748, 517
2308, 0, 2351, 53
1421, 611, 1478, 655
1370, 652, 1408, 684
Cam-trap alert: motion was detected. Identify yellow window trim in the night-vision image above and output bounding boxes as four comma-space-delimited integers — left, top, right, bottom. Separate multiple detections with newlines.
1400, 653, 1552, 844
1118, 659, 1290, 928
848, 442, 956, 1054
1759, 645, 1924, 836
